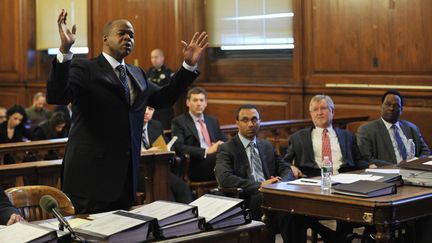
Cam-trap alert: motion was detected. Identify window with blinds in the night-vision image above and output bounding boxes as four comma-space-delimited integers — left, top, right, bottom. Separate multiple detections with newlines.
205, 0, 294, 50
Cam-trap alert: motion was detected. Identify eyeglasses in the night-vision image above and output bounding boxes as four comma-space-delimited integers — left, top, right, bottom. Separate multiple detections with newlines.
238, 117, 260, 124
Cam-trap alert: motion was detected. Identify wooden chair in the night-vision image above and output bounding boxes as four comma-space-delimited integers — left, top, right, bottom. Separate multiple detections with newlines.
180, 154, 218, 198
5, 185, 75, 221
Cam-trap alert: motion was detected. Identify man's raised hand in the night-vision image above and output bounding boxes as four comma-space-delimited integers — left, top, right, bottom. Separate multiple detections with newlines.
181, 32, 208, 66
57, 9, 76, 53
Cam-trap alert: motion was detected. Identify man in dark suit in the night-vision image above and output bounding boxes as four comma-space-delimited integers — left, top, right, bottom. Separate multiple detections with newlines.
171, 87, 227, 181
357, 89, 430, 167
46, 10, 208, 213
283, 95, 363, 242
141, 106, 193, 203
357, 90, 431, 243
285, 95, 366, 178
215, 105, 340, 243
215, 104, 293, 218
0, 187, 23, 225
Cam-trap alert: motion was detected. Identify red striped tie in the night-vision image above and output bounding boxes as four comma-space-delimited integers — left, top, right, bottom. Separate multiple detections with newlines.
322, 128, 332, 161
198, 119, 212, 147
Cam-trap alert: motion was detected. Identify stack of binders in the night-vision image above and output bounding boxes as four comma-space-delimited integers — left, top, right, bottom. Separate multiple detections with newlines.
189, 194, 251, 230
130, 200, 205, 238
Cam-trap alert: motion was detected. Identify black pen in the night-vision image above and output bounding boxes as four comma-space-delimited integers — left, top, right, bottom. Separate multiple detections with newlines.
299, 179, 319, 184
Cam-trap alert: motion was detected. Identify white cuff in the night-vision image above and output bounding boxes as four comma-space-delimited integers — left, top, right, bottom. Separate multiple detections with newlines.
182, 61, 198, 72
57, 51, 74, 63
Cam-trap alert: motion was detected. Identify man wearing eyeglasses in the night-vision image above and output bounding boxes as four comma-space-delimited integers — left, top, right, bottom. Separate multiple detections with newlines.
215, 104, 301, 242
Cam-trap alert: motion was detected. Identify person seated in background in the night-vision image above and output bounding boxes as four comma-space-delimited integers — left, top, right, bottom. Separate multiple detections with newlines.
33, 112, 67, 141
32, 112, 68, 160
25, 92, 51, 130
0, 186, 24, 226
147, 48, 175, 130
356, 89, 430, 167
171, 87, 226, 182
356, 89, 431, 242
0, 105, 33, 164
0, 106, 6, 124
53, 103, 72, 136
285, 94, 367, 178
283, 94, 365, 242
215, 104, 301, 242
141, 106, 194, 203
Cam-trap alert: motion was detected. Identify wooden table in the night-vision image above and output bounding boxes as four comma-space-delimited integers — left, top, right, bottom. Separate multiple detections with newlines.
261, 182, 432, 242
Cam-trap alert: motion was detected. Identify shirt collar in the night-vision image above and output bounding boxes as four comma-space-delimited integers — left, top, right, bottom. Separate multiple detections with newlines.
189, 111, 204, 122
313, 125, 334, 134
102, 52, 125, 69
381, 117, 400, 130
238, 133, 257, 149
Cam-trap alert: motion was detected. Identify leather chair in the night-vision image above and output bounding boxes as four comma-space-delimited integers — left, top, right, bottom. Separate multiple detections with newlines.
5, 185, 75, 221
179, 154, 218, 198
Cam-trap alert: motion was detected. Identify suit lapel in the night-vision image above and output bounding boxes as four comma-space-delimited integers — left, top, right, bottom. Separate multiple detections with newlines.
233, 136, 253, 180
256, 139, 270, 179
399, 121, 412, 139
378, 120, 397, 162
335, 128, 346, 159
185, 113, 200, 142
306, 128, 318, 165
97, 55, 129, 106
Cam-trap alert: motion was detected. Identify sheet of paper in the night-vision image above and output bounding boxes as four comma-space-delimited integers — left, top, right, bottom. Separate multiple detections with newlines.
422, 160, 432, 165
130, 201, 192, 220
167, 136, 178, 151
365, 169, 400, 174
87, 210, 115, 220
287, 178, 321, 186
39, 218, 91, 230
0, 222, 53, 243
77, 212, 143, 236
189, 195, 241, 222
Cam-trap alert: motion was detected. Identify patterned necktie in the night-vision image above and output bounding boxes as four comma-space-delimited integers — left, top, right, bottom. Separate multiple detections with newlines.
392, 124, 407, 160
249, 142, 265, 182
142, 127, 150, 149
116, 65, 130, 104
322, 128, 332, 162
198, 119, 212, 147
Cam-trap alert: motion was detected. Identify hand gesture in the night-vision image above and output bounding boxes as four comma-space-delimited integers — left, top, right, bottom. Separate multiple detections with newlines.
7, 213, 24, 225
290, 165, 303, 178
207, 140, 224, 154
181, 32, 208, 66
57, 9, 76, 53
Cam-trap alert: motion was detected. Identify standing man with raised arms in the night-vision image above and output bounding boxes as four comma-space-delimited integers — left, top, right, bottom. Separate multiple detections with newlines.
47, 10, 207, 213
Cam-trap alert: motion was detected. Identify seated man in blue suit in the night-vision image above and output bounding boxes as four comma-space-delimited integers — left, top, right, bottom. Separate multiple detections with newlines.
0, 187, 23, 225
357, 89, 430, 167
285, 94, 367, 178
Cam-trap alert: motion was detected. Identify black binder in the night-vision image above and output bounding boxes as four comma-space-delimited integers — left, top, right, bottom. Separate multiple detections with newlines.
332, 180, 397, 198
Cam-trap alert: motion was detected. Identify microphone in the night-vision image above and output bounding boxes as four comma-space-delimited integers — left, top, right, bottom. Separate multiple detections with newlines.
39, 195, 78, 240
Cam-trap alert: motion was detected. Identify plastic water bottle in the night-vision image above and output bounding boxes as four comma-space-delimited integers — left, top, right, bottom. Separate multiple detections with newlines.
321, 156, 332, 191
407, 139, 416, 160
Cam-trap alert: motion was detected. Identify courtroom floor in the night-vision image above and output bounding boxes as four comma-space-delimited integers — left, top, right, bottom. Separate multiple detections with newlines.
274, 220, 363, 243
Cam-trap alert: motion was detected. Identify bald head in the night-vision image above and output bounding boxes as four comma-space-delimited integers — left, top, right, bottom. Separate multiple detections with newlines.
151, 48, 165, 68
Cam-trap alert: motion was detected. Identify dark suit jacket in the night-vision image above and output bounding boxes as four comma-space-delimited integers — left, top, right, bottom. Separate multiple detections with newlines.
215, 135, 294, 195
357, 119, 430, 166
46, 54, 198, 203
284, 127, 365, 177
171, 113, 227, 179
0, 187, 20, 225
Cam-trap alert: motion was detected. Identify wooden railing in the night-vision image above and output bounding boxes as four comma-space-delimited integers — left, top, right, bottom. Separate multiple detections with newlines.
0, 138, 68, 165
0, 116, 369, 189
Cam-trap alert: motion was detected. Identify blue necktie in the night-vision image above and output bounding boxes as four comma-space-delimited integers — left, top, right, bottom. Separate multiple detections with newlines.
116, 65, 130, 104
249, 142, 265, 182
142, 127, 150, 149
392, 124, 407, 160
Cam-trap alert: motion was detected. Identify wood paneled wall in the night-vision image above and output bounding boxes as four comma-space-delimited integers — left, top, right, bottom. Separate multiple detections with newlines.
0, 0, 431, 145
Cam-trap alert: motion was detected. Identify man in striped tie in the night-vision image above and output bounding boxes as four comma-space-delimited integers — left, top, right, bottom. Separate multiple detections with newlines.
215, 105, 303, 242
